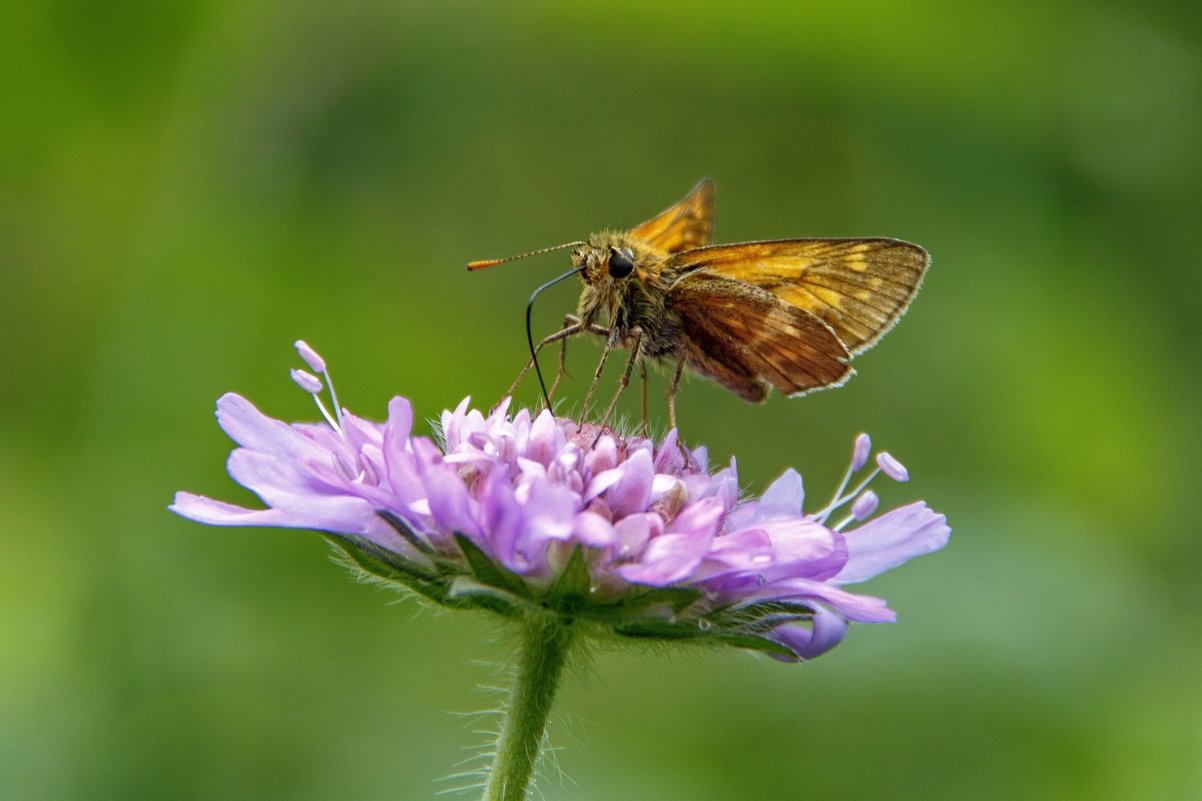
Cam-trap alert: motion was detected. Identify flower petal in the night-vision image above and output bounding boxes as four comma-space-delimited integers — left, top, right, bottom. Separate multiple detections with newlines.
615, 531, 711, 586
761, 577, 896, 623
573, 511, 616, 548
834, 502, 950, 585
525, 409, 559, 465
759, 518, 847, 581
522, 480, 578, 543
227, 448, 340, 500
169, 491, 402, 550
610, 512, 656, 558
478, 467, 525, 570
617, 497, 725, 585
422, 464, 481, 539
605, 449, 654, 518
214, 394, 330, 460
756, 468, 804, 521
767, 606, 849, 660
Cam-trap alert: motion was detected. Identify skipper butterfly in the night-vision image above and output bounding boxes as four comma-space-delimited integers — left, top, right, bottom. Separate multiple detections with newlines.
468, 179, 928, 430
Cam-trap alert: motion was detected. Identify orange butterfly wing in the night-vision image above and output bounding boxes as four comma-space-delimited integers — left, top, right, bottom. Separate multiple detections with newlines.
667, 273, 852, 401
627, 179, 715, 254
670, 238, 928, 354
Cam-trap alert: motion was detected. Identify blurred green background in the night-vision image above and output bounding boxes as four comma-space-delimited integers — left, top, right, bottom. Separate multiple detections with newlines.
2, 1, 1199, 799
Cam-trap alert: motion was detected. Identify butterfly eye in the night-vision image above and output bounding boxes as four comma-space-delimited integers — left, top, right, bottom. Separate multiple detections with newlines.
608, 248, 635, 279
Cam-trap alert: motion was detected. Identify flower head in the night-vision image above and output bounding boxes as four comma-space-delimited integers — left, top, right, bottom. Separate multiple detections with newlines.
172, 343, 949, 660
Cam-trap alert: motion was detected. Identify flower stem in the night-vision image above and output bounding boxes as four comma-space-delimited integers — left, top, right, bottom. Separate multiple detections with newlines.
483, 617, 573, 801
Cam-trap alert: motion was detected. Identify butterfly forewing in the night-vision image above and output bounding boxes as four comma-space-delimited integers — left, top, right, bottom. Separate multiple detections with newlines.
627, 178, 715, 254
669, 238, 928, 354
667, 274, 852, 401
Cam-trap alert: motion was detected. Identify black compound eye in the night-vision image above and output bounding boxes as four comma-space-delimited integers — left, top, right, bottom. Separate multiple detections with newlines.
608, 248, 635, 278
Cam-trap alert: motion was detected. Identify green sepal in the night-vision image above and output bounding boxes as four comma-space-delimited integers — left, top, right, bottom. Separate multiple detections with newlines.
622, 586, 705, 614
706, 632, 798, 658
325, 533, 438, 583
735, 613, 815, 635
707, 600, 815, 630
376, 510, 438, 558
453, 533, 531, 599
613, 617, 798, 658
559, 586, 705, 626
445, 576, 528, 618
544, 546, 591, 611
613, 618, 709, 641
324, 535, 451, 603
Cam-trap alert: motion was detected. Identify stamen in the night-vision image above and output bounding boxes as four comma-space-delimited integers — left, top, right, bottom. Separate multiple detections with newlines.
851, 433, 872, 473
815, 437, 912, 525
332, 452, 357, 481
323, 367, 343, 432
877, 452, 909, 482
851, 489, 879, 520
290, 368, 323, 394
834, 489, 878, 531
816, 467, 881, 524
822, 438, 867, 522
292, 341, 343, 432
312, 395, 341, 432
356, 454, 380, 486
294, 340, 326, 373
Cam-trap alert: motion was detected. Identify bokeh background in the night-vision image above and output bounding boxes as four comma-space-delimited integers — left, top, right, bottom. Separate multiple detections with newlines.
3, 1, 1200, 799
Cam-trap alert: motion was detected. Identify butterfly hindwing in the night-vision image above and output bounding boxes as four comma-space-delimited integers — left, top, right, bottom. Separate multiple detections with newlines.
666, 272, 852, 400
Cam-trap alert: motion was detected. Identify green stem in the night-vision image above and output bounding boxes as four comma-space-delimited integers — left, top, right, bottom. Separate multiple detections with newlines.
483, 617, 573, 801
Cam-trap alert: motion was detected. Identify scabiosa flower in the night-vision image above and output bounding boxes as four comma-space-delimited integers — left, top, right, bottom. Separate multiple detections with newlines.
172, 342, 949, 662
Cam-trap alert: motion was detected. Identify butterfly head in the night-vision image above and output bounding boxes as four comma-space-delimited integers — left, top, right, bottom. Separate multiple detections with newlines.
572, 233, 651, 293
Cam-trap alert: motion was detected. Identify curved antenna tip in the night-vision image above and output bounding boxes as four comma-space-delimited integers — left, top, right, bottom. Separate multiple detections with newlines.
466, 258, 504, 271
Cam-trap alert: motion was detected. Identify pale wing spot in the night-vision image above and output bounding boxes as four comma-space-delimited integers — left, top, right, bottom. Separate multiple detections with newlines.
846, 248, 868, 272
812, 286, 845, 309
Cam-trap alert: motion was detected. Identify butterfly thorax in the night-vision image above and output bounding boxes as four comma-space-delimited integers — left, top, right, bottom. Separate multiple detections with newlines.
572, 231, 683, 360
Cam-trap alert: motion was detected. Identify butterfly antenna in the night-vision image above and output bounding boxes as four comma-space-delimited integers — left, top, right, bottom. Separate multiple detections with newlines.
526, 266, 585, 409
466, 241, 584, 271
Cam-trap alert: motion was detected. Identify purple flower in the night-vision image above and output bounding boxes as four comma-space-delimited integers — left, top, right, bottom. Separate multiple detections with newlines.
172, 343, 949, 661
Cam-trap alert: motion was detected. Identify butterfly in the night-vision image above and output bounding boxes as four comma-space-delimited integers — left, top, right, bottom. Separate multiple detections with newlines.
468, 179, 929, 431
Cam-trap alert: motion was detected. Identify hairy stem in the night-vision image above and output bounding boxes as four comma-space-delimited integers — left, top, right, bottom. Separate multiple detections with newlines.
483, 617, 573, 801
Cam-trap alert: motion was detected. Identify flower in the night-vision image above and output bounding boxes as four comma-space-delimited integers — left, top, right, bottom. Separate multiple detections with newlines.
171, 342, 949, 661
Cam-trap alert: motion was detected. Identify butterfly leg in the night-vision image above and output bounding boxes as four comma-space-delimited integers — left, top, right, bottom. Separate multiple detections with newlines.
667, 358, 685, 432
501, 318, 586, 409
578, 340, 615, 427
594, 328, 643, 435
639, 361, 649, 438
547, 316, 577, 400
548, 315, 610, 400
666, 357, 694, 463
548, 340, 568, 400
